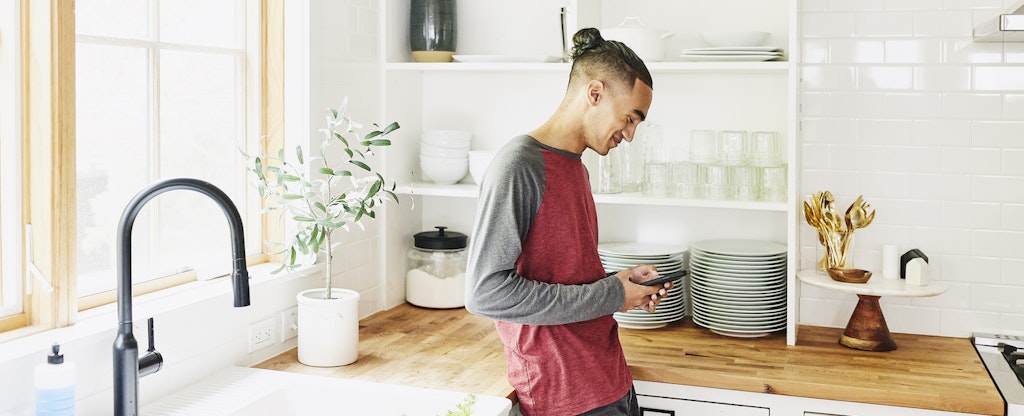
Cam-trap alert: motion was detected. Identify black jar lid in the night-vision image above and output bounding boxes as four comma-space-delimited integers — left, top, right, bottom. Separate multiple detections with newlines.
414, 226, 467, 250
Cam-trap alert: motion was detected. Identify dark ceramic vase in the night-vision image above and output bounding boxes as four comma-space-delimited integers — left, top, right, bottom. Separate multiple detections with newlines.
410, 0, 457, 62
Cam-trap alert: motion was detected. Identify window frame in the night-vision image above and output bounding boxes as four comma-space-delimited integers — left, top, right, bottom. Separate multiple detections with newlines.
4, 0, 284, 336
73, 0, 267, 309
0, 0, 27, 332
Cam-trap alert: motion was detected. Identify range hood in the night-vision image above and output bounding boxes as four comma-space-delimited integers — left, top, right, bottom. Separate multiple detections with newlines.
974, 2, 1024, 42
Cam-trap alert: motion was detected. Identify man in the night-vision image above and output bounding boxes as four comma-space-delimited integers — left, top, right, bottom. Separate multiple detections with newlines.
466, 28, 671, 416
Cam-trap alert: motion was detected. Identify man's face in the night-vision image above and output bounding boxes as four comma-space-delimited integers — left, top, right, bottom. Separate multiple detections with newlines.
584, 78, 653, 156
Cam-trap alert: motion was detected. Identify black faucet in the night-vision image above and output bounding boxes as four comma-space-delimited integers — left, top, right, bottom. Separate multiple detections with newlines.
113, 178, 251, 416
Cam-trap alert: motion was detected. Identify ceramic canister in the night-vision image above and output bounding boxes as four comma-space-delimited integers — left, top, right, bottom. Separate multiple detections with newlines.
410, 0, 457, 62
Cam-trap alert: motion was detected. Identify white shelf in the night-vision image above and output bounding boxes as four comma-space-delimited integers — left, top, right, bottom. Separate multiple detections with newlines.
385, 61, 790, 73
397, 182, 788, 211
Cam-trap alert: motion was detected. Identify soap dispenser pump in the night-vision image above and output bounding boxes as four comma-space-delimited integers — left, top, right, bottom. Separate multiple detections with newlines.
35, 342, 76, 416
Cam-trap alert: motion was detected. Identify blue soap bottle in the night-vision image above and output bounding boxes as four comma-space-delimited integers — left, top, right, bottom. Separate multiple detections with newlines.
35, 343, 76, 416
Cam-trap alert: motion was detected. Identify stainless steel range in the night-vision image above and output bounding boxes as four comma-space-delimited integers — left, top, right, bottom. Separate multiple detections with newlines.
974, 333, 1024, 415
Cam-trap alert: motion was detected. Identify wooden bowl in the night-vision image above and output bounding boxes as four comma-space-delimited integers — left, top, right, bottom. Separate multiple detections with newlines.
827, 267, 872, 284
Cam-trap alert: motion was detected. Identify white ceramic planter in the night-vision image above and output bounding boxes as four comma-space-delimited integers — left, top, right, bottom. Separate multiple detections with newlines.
296, 288, 360, 367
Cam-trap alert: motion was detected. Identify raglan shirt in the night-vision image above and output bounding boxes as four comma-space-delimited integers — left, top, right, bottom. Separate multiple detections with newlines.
465, 135, 632, 416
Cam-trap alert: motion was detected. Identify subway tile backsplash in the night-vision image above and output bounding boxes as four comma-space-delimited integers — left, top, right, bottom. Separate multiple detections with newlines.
798, 2, 1024, 336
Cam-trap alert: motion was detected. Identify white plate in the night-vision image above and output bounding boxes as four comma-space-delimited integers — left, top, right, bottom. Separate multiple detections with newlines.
689, 284, 786, 300
691, 251, 786, 265
679, 50, 781, 56
616, 320, 668, 330
689, 256, 786, 270
691, 239, 787, 257
598, 242, 688, 257
682, 46, 782, 53
691, 296, 785, 313
680, 54, 780, 62
452, 55, 561, 63
690, 262, 786, 276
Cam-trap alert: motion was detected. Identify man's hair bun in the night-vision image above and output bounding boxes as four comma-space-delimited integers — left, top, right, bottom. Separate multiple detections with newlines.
570, 28, 604, 61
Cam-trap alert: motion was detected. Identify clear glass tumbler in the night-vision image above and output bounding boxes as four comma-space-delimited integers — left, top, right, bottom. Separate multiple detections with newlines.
731, 165, 759, 201
718, 130, 749, 166
750, 131, 782, 167
701, 164, 731, 200
670, 162, 698, 198
592, 153, 621, 194
643, 162, 670, 198
760, 165, 787, 202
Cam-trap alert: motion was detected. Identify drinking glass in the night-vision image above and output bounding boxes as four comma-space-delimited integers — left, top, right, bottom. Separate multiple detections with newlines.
643, 162, 670, 197
760, 165, 787, 202
689, 129, 717, 164
617, 140, 644, 193
670, 162, 698, 198
731, 165, 758, 201
718, 130, 749, 166
750, 131, 782, 167
701, 164, 730, 200
592, 153, 621, 194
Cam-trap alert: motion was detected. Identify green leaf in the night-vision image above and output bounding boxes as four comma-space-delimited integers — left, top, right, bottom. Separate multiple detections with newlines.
295, 145, 304, 164
368, 139, 391, 146
344, 148, 354, 158
313, 202, 327, 212
333, 131, 350, 147
293, 215, 315, 222
384, 189, 399, 204
350, 160, 371, 171
382, 121, 400, 135
288, 247, 297, 265
335, 170, 352, 177
330, 108, 338, 119
282, 194, 304, 200
265, 166, 280, 174
278, 148, 285, 161
282, 174, 301, 182
319, 167, 335, 175
364, 130, 382, 140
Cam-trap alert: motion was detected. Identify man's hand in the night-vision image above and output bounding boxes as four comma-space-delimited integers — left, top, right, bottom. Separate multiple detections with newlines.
615, 264, 672, 313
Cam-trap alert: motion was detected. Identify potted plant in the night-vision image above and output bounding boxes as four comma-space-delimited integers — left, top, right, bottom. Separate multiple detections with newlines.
243, 97, 400, 366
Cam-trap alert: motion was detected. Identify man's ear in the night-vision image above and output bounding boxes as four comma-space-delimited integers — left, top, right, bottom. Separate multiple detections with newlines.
587, 80, 605, 107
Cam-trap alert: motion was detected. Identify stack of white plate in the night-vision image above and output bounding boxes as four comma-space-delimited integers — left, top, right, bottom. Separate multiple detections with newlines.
688, 239, 787, 338
599, 242, 689, 330
680, 46, 784, 62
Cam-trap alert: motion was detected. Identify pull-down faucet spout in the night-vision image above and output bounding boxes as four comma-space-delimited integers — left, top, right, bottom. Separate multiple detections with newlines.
113, 178, 251, 416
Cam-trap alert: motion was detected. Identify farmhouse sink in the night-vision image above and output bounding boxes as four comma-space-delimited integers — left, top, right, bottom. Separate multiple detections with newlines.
143, 367, 513, 415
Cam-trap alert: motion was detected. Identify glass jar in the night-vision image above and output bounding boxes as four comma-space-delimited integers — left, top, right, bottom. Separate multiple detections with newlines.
406, 226, 468, 309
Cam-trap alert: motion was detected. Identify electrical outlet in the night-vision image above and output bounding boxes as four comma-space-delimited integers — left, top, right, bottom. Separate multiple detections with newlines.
280, 307, 298, 341
248, 317, 275, 352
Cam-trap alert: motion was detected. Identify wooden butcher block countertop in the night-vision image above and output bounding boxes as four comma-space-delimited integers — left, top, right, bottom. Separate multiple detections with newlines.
253, 303, 1004, 415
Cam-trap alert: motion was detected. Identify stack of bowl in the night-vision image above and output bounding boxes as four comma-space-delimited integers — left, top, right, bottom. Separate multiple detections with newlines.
420, 130, 470, 184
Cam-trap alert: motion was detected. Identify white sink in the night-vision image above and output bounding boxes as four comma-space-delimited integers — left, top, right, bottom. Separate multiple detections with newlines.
144, 367, 512, 416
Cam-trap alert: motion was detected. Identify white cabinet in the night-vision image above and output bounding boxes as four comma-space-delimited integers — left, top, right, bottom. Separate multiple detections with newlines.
377, 0, 801, 343
635, 381, 990, 416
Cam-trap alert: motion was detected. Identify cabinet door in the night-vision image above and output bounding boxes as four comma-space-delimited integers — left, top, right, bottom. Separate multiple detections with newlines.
637, 394, 769, 416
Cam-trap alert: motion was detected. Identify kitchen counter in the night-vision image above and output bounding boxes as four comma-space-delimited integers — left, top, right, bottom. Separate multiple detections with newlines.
253, 303, 1004, 415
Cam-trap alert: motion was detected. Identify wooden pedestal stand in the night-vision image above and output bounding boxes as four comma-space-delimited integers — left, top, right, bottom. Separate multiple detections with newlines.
796, 269, 947, 352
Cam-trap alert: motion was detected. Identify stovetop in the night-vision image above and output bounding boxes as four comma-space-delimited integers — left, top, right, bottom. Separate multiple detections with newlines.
974, 333, 1024, 415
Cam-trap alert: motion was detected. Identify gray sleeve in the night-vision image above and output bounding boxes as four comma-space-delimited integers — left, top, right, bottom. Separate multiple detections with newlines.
465, 137, 624, 326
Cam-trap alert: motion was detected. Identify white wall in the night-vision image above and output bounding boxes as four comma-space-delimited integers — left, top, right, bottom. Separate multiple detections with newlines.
796, 0, 1024, 337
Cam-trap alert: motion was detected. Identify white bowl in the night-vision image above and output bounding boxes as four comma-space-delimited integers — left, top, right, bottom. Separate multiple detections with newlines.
420, 141, 470, 158
699, 31, 770, 47
420, 155, 468, 185
468, 150, 497, 184
421, 130, 472, 149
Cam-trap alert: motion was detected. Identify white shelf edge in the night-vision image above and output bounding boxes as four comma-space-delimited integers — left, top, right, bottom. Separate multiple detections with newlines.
396, 182, 788, 211
385, 61, 790, 73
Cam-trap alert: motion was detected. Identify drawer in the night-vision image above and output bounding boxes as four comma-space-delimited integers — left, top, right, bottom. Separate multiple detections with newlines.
638, 394, 770, 416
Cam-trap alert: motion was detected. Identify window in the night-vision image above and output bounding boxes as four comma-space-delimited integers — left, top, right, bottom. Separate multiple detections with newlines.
0, 0, 25, 328
75, 0, 264, 305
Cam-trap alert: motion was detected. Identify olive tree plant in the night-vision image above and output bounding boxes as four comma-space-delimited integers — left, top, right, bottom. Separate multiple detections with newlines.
243, 98, 400, 299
